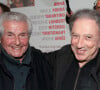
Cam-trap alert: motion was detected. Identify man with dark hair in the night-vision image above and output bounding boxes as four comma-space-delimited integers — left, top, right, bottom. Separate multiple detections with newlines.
45, 9, 100, 90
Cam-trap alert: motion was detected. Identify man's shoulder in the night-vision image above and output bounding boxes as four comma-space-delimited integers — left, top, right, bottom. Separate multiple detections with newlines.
30, 46, 42, 53
29, 44, 72, 57
55, 44, 72, 54
60, 44, 71, 51
45, 44, 72, 59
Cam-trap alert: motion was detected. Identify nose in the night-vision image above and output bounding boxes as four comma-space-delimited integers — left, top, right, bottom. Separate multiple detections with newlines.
15, 36, 20, 45
77, 37, 84, 48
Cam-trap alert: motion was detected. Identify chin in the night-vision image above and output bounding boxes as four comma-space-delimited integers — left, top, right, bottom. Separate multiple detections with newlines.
75, 56, 86, 61
12, 54, 23, 58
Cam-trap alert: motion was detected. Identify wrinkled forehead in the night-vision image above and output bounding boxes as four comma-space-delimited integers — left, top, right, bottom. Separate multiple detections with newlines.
72, 18, 100, 33
3, 20, 28, 32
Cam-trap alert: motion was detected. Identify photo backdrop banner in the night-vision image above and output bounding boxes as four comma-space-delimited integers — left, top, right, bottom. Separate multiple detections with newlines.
1, 0, 95, 52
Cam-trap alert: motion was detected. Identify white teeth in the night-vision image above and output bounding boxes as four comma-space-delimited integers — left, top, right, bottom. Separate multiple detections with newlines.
12, 47, 21, 50
15, 48, 20, 50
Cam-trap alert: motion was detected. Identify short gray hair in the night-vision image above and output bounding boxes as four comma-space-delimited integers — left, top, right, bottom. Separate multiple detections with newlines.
0, 11, 32, 38
69, 9, 100, 32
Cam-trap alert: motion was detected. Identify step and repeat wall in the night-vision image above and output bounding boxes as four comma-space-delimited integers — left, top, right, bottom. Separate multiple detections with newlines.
1, 0, 95, 52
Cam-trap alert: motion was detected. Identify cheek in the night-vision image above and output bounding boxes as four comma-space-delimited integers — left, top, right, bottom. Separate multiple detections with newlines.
71, 39, 77, 46
1, 38, 12, 46
87, 41, 99, 49
1, 38, 29, 46
85, 41, 100, 55
20, 38, 29, 45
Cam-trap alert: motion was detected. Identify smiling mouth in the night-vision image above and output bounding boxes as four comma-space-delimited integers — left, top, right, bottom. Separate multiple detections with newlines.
76, 49, 86, 54
11, 46, 22, 50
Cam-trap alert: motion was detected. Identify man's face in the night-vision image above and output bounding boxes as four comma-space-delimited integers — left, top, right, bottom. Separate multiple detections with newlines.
71, 18, 100, 62
0, 21, 29, 59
